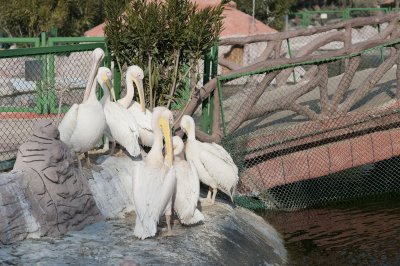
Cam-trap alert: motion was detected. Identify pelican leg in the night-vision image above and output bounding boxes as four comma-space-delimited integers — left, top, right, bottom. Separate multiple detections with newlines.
200, 187, 214, 207
76, 152, 83, 174
211, 187, 218, 205
206, 187, 212, 200
102, 136, 110, 152
160, 211, 177, 237
114, 146, 125, 157
85, 152, 91, 166
109, 140, 116, 156
166, 214, 172, 233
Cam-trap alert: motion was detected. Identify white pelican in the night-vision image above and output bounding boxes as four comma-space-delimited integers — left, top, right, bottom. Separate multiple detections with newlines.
180, 115, 239, 205
118, 65, 154, 147
133, 107, 176, 239
172, 136, 204, 225
97, 67, 141, 157
58, 50, 107, 170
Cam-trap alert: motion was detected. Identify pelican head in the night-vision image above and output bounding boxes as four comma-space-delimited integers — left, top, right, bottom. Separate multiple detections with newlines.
97, 67, 116, 101
153, 107, 174, 166
172, 136, 184, 157
127, 65, 145, 112
93, 48, 105, 62
180, 115, 195, 138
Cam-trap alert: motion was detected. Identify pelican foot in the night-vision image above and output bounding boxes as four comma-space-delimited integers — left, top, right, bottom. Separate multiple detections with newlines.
172, 219, 181, 226
113, 149, 126, 157
159, 229, 178, 237
200, 198, 214, 207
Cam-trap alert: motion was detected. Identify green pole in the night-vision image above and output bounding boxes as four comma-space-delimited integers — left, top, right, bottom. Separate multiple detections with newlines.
34, 37, 42, 114
114, 67, 121, 100
41, 32, 48, 114
200, 49, 212, 133
217, 78, 226, 137
48, 38, 58, 113
200, 44, 219, 134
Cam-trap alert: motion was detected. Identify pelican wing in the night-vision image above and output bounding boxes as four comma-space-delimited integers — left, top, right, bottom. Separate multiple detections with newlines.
185, 161, 201, 216
201, 142, 238, 176
58, 103, 79, 145
175, 161, 200, 219
129, 103, 154, 147
199, 149, 239, 198
104, 102, 140, 157
134, 166, 176, 228
129, 103, 153, 130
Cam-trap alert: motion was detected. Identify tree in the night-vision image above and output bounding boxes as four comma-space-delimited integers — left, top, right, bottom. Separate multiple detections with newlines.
0, 0, 105, 37
104, 0, 223, 109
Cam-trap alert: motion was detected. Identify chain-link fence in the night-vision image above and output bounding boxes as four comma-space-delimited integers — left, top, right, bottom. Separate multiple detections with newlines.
288, 8, 397, 30
0, 41, 108, 170
218, 39, 400, 211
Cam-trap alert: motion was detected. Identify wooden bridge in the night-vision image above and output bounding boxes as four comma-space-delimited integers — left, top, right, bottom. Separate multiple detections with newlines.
177, 13, 400, 193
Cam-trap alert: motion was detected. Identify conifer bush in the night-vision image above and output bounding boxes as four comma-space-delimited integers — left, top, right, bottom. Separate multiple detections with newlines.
104, 0, 224, 109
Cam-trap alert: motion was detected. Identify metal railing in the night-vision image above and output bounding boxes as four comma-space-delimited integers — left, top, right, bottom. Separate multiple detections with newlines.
291, 7, 399, 29
0, 36, 109, 170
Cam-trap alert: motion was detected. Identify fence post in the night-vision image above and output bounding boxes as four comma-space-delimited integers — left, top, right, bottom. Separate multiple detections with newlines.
47, 38, 59, 113
200, 44, 218, 134
342, 9, 350, 20
41, 32, 48, 114
34, 38, 42, 114
114, 67, 121, 100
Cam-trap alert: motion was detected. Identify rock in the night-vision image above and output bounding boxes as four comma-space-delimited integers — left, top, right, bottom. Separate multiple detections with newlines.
0, 120, 101, 244
87, 155, 139, 218
0, 201, 287, 265
0, 149, 287, 264
0, 171, 41, 244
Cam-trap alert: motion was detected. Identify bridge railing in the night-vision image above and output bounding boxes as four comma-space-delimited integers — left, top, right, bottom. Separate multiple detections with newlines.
217, 13, 400, 91
216, 38, 400, 210
179, 14, 400, 209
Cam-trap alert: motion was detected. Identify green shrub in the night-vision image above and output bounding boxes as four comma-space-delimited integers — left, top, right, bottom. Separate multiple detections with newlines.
104, 0, 223, 109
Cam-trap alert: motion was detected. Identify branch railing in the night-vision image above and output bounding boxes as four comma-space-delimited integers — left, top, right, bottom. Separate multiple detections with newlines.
178, 14, 400, 144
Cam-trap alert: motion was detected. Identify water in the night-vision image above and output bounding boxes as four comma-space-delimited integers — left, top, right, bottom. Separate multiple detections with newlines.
262, 195, 400, 265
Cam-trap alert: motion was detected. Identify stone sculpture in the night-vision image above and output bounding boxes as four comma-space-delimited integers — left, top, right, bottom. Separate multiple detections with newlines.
0, 120, 101, 244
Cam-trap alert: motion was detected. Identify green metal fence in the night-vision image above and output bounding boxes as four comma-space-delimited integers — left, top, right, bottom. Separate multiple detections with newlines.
291, 7, 398, 29
0, 35, 110, 171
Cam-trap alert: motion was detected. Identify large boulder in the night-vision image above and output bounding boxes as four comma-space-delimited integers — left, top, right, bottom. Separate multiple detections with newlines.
0, 139, 287, 264
0, 201, 287, 265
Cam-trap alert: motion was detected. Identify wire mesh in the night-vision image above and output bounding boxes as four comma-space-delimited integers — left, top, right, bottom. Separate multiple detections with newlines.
0, 49, 95, 170
219, 41, 400, 211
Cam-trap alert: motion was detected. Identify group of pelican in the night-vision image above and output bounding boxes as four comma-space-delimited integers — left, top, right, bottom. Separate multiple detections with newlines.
58, 48, 239, 240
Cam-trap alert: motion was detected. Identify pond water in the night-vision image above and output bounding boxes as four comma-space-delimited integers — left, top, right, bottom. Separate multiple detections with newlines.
262, 194, 400, 265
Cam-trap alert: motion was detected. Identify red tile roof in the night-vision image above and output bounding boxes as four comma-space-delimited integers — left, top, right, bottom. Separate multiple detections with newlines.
84, 1, 276, 38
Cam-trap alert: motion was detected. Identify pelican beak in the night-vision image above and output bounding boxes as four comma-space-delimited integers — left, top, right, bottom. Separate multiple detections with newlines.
133, 76, 145, 113
183, 122, 189, 135
160, 116, 173, 167
110, 85, 117, 102
102, 74, 116, 101
83, 54, 103, 102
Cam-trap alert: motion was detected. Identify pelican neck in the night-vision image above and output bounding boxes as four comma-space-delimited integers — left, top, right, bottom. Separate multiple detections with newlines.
118, 75, 135, 108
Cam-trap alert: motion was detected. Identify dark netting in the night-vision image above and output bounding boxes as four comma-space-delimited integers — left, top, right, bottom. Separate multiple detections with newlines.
0, 49, 96, 171
218, 41, 400, 211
